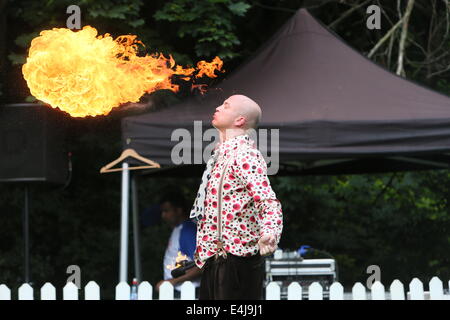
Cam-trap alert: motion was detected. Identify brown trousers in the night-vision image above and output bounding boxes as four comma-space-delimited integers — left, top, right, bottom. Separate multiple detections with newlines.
198, 252, 265, 300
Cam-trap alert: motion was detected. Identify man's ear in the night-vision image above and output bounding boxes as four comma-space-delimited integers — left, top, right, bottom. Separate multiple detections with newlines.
234, 116, 247, 128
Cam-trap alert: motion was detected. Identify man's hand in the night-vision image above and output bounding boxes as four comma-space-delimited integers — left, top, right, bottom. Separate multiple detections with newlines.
258, 234, 278, 256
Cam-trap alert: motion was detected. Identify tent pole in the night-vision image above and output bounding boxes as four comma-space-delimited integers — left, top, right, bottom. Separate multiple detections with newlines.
119, 162, 129, 283
131, 174, 142, 282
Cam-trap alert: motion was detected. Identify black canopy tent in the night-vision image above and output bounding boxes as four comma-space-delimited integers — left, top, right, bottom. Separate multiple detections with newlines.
116, 8, 450, 282
121, 8, 450, 177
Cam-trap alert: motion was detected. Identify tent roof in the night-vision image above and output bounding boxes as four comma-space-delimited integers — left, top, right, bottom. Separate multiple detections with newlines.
122, 8, 450, 176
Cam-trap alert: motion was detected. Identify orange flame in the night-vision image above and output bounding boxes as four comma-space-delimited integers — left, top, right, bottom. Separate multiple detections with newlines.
195, 56, 223, 78
22, 26, 223, 117
166, 251, 188, 271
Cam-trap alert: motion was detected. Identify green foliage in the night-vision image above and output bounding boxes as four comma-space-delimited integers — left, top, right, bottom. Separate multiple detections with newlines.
6, 30, 37, 65
228, 2, 251, 16
80, 0, 144, 24
154, 0, 250, 59
7, 0, 146, 66
271, 170, 450, 288
7, 52, 26, 65
9, 0, 144, 28
14, 32, 39, 49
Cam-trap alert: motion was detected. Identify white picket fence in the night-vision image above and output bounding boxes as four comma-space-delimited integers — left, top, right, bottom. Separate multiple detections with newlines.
0, 277, 449, 300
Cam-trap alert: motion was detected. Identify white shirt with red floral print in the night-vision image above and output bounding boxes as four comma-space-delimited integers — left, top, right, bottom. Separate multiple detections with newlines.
193, 134, 283, 269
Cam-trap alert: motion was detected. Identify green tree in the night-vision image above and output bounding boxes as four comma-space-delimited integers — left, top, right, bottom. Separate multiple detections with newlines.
154, 0, 250, 59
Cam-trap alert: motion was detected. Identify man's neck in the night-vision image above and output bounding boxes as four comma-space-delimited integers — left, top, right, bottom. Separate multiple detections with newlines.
219, 128, 246, 143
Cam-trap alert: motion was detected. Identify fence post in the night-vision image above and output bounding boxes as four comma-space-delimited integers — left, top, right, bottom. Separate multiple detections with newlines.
63, 282, 79, 300
287, 282, 302, 300
371, 281, 385, 300
329, 282, 344, 300
18, 283, 33, 300
138, 281, 152, 300
352, 282, 367, 300
40, 282, 56, 300
265, 282, 280, 300
85, 281, 100, 300
409, 278, 424, 300
429, 277, 443, 300
0, 284, 11, 300
180, 281, 195, 300
159, 281, 174, 300
116, 282, 130, 300
389, 279, 405, 300
308, 282, 323, 300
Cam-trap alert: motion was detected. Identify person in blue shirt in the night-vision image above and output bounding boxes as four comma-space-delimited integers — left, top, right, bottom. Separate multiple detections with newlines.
155, 191, 202, 297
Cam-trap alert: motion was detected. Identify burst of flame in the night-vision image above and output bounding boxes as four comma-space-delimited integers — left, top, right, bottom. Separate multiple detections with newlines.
166, 251, 188, 271
195, 56, 223, 78
22, 26, 223, 117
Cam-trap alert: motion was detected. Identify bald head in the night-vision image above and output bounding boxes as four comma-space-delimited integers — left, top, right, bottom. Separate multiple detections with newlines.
228, 94, 262, 129
212, 94, 262, 132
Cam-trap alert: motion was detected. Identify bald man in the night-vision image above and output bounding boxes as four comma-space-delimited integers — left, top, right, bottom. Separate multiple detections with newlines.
190, 94, 283, 300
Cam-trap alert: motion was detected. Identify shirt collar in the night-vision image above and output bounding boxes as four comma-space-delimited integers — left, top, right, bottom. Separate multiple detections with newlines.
217, 134, 251, 154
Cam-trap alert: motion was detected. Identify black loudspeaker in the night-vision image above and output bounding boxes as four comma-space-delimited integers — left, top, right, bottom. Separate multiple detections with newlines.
0, 103, 69, 185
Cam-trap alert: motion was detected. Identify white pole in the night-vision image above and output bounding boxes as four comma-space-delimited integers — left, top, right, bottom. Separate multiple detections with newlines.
119, 162, 129, 283
131, 175, 142, 282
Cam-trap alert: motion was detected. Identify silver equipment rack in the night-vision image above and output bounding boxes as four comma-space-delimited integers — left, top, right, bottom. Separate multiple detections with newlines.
264, 249, 337, 300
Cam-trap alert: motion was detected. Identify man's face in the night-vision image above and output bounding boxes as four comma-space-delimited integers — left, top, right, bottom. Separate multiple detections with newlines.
212, 96, 241, 129
160, 201, 182, 227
